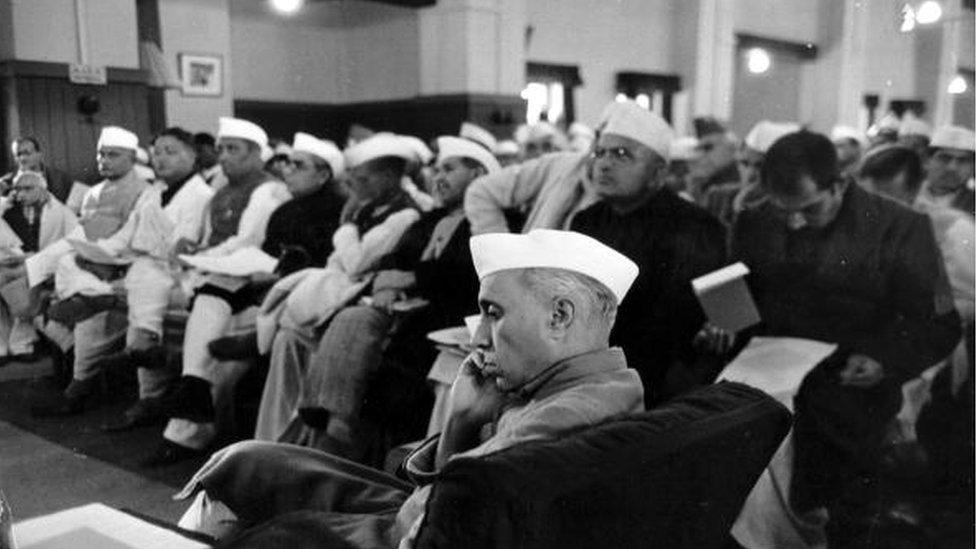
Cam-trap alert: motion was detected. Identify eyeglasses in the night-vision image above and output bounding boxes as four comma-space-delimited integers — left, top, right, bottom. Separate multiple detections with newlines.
932, 151, 975, 166
591, 146, 636, 164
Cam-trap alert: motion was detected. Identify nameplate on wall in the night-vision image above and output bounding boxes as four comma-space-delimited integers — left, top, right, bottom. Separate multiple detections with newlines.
69, 64, 107, 85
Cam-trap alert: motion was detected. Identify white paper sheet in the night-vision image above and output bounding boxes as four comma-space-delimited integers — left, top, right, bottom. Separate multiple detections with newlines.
179, 246, 278, 277
15, 503, 208, 549
718, 336, 838, 412
67, 238, 131, 265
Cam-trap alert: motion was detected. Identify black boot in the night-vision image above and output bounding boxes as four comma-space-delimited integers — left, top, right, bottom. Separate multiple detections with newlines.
159, 376, 215, 423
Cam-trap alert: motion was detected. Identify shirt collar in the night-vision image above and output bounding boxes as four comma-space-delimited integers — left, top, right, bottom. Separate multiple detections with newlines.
512, 347, 628, 401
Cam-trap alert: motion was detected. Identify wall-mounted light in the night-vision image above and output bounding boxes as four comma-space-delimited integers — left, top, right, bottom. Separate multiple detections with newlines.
746, 48, 771, 74
916, 1, 943, 24
948, 75, 968, 94
635, 94, 650, 109
270, 0, 303, 14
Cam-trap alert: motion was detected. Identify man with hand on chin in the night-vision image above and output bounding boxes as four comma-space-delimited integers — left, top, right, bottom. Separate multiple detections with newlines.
173, 229, 643, 548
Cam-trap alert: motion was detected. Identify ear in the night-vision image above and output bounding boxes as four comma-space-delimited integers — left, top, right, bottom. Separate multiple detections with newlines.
548, 297, 576, 334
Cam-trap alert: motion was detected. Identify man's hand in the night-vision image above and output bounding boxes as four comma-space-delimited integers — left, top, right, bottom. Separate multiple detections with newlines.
436, 353, 507, 468
839, 354, 884, 388
172, 238, 199, 257
370, 288, 401, 313
693, 323, 736, 355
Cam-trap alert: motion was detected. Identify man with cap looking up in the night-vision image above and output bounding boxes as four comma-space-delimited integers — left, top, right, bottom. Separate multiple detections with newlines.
570, 101, 726, 405
915, 125, 975, 217
173, 229, 644, 548
137, 117, 290, 464
254, 135, 497, 457
703, 120, 800, 227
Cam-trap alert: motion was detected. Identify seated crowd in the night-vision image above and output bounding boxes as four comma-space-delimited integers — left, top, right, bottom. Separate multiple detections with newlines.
1, 102, 972, 547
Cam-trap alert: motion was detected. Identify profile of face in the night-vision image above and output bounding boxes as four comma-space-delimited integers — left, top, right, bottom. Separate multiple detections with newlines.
833, 139, 861, 169
691, 133, 736, 179
283, 150, 330, 198
736, 147, 764, 186
151, 136, 197, 184
590, 133, 661, 203
431, 156, 482, 210
13, 141, 42, 172
860, 171, 914, 205
346, 159, 398, 203
927, 147, 975, 195
472, 270, 553, 392
10, 172, 47, 207
767, 174, 847, 231
96, 146, 136, 180
218, 138, 263, 179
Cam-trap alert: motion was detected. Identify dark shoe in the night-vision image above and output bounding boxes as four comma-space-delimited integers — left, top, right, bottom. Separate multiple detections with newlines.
158, 376, 215, 422
139, 440, 203, 468
100, 398, 166, 432
31, 377, 99, 417
94, 345, 168, 372
47, 295, 121, 326
207, 332, 259, 361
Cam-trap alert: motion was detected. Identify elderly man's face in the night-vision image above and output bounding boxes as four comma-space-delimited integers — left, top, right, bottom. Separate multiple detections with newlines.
152, 136, 197, 184
97, 146, 136, 180
927, 147, 975, 195
283, 150, 329, 198
11, 173, 47, 206
590, 133, 661, 202
736, 147, 764, 186
13, 141, 42, 172
218, 137, 263, 180
472, 270, 552, 392
431, 157, 480, 210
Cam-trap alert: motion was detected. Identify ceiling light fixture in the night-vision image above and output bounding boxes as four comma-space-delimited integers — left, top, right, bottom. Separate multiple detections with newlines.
271, 0, 304, 15
916, 1, 943, 24
746, 48, 771, 74
948, 75, 968, 94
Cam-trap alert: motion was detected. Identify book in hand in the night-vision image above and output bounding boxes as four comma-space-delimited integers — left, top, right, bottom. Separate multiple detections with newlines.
691, 262, 761, 333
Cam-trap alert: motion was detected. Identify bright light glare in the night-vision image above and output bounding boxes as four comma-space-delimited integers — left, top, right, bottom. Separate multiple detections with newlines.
746, 48, 771, 74
901, 4, 916, 32
271, 0, 303, 14
522, 83, 549, 124
916, 1, 942, 24
615, 93, 628, 103
948, 75, 968, 94
636, 94, 650, 109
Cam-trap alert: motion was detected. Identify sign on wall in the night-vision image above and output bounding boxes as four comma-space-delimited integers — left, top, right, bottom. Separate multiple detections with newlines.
68, 64, 107, 86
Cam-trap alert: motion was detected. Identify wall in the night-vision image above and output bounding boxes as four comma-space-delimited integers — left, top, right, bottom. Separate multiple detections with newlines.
159, 0, 233, 132
9, 0, 138, 67
733, 0, 819, 43
230, 0, 420, 104
525, 0, 676, 126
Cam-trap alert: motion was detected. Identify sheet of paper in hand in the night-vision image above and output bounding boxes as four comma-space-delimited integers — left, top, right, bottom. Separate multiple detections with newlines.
691, 262, 761, 333
718, 336, 838, 411
67, 238, 131, 265
179, 246, 278, 277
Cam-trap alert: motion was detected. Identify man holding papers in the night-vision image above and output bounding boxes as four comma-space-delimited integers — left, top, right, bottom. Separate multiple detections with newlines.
729, 131, 959, 545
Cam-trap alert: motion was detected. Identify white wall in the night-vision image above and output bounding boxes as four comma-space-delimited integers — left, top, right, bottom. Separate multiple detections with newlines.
230, 0, 420, 104
526, 0, 677, 126
733, 0, 819, 43
159, 0, 234, 132
9, 0, 138, 67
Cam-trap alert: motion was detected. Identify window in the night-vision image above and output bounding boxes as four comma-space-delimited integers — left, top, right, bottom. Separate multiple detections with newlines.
615, 72, 681, 123
524, 62, 582, 125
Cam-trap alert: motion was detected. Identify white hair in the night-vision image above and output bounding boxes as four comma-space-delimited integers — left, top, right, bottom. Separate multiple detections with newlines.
519, 267, 618, 330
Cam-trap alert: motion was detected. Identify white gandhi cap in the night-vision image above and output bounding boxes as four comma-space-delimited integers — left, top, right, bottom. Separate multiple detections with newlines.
344, 134, 417, 170
469, 229, 639, 304
292, 132, 345, 177
97, 126, 139, 151
460, 122, 498, 152
931, 126, 976, 152
744, 121, 801, 154
218, 117, 271, 160
436, 136, 501, 175
599, 99, 674, 161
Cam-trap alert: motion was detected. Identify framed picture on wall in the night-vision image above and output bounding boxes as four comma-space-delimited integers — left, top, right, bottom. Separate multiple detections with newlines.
179, 53, 223, 97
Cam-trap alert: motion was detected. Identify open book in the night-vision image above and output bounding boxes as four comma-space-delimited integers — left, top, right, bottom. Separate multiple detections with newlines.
691, 262, 761, 333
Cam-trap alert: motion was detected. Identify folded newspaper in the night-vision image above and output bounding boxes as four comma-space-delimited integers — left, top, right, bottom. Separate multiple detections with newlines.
718, 336, 838, 411
179, 246, 278, 277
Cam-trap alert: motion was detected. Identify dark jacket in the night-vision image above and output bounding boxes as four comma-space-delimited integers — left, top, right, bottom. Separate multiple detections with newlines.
732, 184, 960, 382
263, 185, 344, 272
571, 187, 728, 404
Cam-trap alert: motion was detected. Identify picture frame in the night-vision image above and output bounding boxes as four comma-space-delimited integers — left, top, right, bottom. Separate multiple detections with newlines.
178, 53, 223, 97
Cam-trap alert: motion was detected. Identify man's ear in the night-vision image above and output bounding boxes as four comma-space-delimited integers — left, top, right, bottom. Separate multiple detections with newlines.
549, 297, 575, 333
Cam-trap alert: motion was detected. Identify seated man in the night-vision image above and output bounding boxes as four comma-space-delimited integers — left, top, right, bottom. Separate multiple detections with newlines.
0, 171, 77, 360
1, 137, 76, 205
570, 101, 726, 406
174, 229, 643, 547
915, 125, 975, 217
257, 135, 498, 457
729, 131, 959, 545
